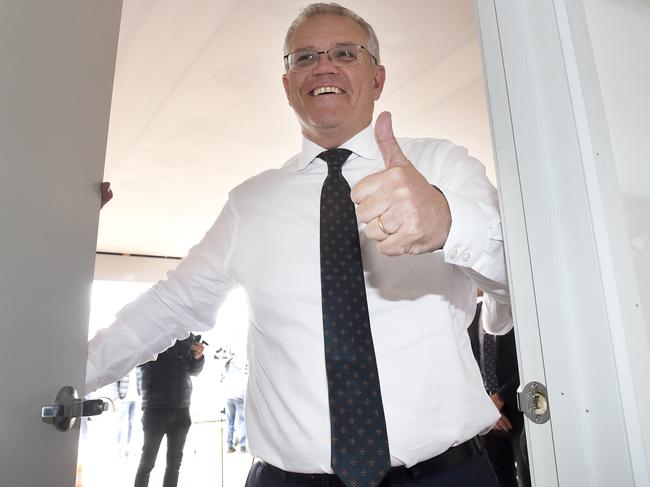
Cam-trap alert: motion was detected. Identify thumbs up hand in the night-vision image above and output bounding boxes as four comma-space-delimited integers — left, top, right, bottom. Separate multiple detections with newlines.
351, 111, 451, 256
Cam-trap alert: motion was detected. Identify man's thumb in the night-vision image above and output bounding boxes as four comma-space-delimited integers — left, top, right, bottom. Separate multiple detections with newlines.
375, 111, 408, 167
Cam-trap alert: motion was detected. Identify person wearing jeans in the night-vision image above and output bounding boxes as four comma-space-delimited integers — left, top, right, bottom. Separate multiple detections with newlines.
221, 357, 247, 453
225, 396, 246, 453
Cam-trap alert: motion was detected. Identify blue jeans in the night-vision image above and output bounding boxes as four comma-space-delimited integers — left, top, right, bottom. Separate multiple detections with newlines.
117, 400, 137, 447
133, 408, 192, 487
225, 397, 246, 448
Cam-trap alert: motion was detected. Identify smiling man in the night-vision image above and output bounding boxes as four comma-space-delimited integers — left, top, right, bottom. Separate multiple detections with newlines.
86, 4, 508, 487
282, 13, 385, 149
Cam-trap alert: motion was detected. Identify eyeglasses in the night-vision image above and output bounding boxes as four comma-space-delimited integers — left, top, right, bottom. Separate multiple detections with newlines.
284, 44, 378, 72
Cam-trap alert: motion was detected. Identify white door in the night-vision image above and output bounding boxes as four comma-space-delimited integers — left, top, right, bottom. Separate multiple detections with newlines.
0, 2, 122, 486
476, 0, 650, 485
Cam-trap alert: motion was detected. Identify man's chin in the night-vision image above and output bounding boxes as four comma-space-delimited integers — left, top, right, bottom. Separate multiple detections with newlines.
304, 122, 348, 139
301, 116, 345, 134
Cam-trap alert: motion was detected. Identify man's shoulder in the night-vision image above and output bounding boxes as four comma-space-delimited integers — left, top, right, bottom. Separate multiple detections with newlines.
397, 136, 479, 175
397, 136, 466, 158
229, 153, 302, 198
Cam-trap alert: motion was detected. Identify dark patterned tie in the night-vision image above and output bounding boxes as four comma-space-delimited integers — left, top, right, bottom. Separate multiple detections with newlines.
319, 148, 391, 487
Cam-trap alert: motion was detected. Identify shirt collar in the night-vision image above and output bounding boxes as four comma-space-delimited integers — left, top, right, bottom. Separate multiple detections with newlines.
298, 125, 379, 170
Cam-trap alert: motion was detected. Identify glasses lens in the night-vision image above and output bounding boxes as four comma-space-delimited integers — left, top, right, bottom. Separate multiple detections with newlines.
289, 51, 318, 71
329, 46, 361, 66
287, 46, 367, 71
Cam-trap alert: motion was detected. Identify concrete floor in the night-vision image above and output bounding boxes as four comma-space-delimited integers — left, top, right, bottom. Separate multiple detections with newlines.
77, 418, 253, 487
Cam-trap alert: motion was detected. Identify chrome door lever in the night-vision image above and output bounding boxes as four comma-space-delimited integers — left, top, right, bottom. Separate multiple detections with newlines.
41, 386, 109, 431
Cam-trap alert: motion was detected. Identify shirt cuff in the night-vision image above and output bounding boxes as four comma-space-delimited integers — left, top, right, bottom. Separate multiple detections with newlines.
441, 189, 489, 268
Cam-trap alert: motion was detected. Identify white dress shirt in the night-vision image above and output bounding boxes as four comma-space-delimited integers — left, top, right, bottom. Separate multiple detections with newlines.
86, 125, 507, 472
481, 293, 514, 335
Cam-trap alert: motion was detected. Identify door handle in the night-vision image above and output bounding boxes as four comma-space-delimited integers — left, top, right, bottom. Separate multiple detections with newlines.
41, 386, 109, 432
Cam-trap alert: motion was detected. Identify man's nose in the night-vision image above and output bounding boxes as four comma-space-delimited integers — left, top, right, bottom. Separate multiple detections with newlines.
313, 51, 338, 73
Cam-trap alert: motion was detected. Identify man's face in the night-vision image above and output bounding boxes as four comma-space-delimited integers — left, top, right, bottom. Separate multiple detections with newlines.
282, 14, 385, 147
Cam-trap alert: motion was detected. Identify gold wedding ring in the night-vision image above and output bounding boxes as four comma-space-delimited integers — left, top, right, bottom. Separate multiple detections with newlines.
377, 215, 391, 236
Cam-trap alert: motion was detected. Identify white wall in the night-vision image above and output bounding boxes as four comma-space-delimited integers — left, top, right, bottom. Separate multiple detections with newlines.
583, 0, 650, 331
581, 0, 650, 481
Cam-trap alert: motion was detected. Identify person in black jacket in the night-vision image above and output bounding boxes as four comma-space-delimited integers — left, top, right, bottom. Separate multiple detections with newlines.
133, 334, 205, 487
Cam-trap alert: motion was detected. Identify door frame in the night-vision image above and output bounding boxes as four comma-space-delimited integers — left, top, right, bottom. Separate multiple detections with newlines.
475, 0, 650, 485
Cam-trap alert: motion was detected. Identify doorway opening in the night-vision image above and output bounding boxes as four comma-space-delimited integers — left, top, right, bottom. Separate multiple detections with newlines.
79, 282, 252, 487
90, 1, 526, 486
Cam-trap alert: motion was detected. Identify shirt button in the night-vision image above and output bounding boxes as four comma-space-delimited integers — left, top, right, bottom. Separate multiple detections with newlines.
450, 249, 459, 259
461, 251, 471, 262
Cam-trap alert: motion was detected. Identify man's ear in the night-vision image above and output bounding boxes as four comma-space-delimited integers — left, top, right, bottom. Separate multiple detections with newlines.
282, 74, 292, 105
373, 65, 386, 101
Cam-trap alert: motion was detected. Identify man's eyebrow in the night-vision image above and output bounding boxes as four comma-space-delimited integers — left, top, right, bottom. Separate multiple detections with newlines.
291, 44, 317, 52
291, 41, 359, 51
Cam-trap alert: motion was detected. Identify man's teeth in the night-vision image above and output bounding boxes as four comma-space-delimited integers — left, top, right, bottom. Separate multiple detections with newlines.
313, 86, 342, 95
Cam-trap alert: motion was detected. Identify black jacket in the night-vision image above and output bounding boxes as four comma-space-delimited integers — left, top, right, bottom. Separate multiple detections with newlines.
138, 334, 204, 409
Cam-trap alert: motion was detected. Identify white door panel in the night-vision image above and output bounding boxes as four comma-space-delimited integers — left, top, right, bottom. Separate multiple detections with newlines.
0, 1, 122, 486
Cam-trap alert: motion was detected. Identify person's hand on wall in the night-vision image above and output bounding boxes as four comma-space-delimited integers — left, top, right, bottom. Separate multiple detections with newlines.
100, 181, 113, 209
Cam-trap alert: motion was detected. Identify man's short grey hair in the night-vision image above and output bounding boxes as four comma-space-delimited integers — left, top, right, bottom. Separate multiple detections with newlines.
284, 3, 380, 64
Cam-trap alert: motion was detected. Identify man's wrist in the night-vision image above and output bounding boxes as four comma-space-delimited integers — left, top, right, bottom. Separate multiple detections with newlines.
431, 185, 451, 250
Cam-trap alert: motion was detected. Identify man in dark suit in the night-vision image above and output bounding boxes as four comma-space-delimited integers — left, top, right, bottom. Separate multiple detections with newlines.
468, 295, 531, 487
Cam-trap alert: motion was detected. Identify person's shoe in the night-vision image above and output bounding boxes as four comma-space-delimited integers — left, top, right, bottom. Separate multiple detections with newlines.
227, 446, 236, 453
240, 446, 247, 453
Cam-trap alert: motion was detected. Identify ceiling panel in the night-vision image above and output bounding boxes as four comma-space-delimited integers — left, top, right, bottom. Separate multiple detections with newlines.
98, 0, 493, 257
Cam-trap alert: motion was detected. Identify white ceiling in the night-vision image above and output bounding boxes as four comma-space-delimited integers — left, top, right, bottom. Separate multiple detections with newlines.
97, 0, 494, 258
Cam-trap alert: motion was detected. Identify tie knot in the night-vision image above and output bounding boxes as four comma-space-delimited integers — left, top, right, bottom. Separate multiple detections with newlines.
318, 148, 352, 173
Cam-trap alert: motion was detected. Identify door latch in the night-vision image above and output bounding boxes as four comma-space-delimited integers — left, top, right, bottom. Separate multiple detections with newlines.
41, 386, 109, 431
517, 381, 550, 424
